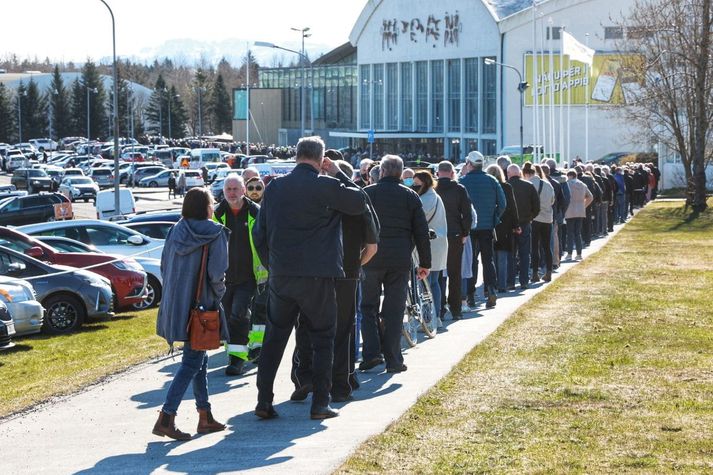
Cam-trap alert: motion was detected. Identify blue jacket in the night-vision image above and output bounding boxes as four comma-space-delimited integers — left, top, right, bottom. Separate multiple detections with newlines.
156, 218, 230, 345
459, 170, 506, 231
252, 163, 366, 278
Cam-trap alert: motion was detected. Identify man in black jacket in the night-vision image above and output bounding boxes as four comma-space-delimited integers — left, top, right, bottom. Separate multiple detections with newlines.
435, 161, 472, 318
507, 164, 540, 289
576, 165, 601, 246
252, 136, 366, 420
360, 155, 431, 374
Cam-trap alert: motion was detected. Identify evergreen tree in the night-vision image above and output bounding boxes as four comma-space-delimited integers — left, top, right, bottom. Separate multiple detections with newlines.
192, 69, 210, 136
24, 79, 48, 140
0, 83, 16, 143
78, 60, 107, 140
108, 65, 132, 138
145, 74, 167, 136
69, 78, 84, 137
15, 82, 28, 142
209, 74, 232, 134
167, 85, 188, 139
50, 65, 72, 139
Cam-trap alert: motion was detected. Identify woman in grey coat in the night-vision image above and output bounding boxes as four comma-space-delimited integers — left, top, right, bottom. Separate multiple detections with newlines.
152, 187, 230, 441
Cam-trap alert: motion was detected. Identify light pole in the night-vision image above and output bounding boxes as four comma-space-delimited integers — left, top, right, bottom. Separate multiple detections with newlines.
485, 58, 529, 162
17, 88, 26, 143
291, 27, 311, 137
86, 86, 98, 140
98, 0, 120, 216
255, 34, 313, 139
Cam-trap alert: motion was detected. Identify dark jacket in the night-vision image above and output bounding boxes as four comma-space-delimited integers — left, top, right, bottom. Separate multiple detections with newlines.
494, 181, 519, 252
364, 176, 431, 271
508, 176, 540, 225
157, 219, 230, 345
435, 177, 472, 237
593, 173, 611, 202
547, 175, 568, 224
213, 198, 266, 284
579, 173, 602, 203
459, 170, 506, 230
252, 163, 366, 278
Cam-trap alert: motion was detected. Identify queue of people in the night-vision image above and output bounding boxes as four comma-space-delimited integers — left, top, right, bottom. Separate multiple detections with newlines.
151, 138, 656, 441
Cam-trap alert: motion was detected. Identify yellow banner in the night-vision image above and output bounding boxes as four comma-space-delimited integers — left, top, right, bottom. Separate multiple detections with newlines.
524, 53, 643, 106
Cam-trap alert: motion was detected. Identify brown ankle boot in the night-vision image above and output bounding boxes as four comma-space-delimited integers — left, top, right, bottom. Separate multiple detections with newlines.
152, 411, 191, 441
197, 408, 226, 434
542, 272, 552, 282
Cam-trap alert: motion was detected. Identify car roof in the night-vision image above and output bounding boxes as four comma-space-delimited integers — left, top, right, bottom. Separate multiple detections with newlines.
17, 218, 141, 233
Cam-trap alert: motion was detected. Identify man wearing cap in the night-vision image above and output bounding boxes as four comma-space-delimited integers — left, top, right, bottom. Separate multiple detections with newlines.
460, 151, 506, 308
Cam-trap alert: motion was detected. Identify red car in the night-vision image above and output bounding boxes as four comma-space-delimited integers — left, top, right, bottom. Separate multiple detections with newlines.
0, 227, 147, 310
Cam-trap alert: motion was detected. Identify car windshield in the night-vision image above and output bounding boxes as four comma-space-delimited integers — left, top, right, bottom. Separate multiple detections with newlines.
70, 178, 93, 185
0, 237, 32, 253
40, 238, 98, 253
28, 170, 48, 177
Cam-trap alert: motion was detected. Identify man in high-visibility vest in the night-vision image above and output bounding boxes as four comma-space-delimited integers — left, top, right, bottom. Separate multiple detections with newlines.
213, 173, 268, 376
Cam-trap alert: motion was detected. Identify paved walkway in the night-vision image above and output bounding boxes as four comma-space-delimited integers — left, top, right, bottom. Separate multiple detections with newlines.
0, 226, 622, 474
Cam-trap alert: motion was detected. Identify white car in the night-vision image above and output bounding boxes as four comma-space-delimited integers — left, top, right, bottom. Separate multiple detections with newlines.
17, 219, 164, 260
29, 138, 58, 152
204, 162, 230, 182
59, 177, 99, 202
0, 276, 44, 336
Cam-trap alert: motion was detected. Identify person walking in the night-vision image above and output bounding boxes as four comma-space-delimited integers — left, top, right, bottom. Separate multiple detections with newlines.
507, 164, 540, 289
565, 170, 594, 260
252, 136, 366, 420
177, 171, 187, 198
523, 163, 555, 282
152, 187, 230, 441
435, 161, 472, 318
460, 152, 506, 308
213, 174, 267, 376
167, 172, 177, 199
360, 155, 431, 374
485, 164, 519, 293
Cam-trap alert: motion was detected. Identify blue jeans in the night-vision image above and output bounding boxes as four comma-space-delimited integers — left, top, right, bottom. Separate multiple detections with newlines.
566, 218, 584, 255
494, 250, 508, 291
615, 194, 627, 223
428, 271, 442, 319
510, 223, 532, 286
162, 341, 210, 415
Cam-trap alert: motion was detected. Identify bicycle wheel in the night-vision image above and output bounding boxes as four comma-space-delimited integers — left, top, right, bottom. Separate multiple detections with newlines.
417, 278, 438, 338
401, 289, 418, 348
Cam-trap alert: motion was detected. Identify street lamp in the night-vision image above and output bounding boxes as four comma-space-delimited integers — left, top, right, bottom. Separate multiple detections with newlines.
484, 58, 529, 162
255, 33, 313, 138
86, 86, 98, 140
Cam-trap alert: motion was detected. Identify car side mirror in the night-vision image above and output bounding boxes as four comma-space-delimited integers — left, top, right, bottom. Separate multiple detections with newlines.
127, 235, 144, 245
25, 246, 44, 259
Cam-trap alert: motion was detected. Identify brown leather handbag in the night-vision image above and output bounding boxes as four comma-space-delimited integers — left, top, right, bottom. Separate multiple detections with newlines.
186, 245, 221, 350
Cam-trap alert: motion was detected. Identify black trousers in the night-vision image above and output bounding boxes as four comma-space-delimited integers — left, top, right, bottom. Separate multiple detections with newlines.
257, 276, 337, 407
292, 279, 358, 398
223, 280, 256, 360
531, 221, 553, 276
467, 229, 497, 295
360, 268, 409, 369
445, 236, 464, 314
583, 205, 593, 245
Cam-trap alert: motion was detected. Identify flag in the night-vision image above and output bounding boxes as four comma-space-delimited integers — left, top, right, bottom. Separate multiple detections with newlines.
562, 31, 594, 66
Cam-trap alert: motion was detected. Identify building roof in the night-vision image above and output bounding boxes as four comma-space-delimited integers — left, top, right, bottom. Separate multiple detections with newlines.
484, 0, 535, 19
0, 72, 152, 99
313, 42, 357, 66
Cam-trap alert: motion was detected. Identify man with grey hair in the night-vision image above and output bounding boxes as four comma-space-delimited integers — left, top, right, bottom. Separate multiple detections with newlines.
360, 154, 431, 373
507, 163, 540, 289
355, 158, 373, 187
253, 136, 366, 420
213, 173, 267, 376
242, 167, 260, 182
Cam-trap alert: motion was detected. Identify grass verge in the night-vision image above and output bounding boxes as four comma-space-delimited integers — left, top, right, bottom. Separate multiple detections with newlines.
0, 308, 166, 418
338, 199, 713, 474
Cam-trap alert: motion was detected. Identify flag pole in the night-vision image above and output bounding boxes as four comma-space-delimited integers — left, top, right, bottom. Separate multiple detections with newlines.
532, 1, 539, 163
559, 26, 565, 165
548, 18, 556, 164
539, 13, 547, 163
567, 52, 571, 164
585, 33, 590, 163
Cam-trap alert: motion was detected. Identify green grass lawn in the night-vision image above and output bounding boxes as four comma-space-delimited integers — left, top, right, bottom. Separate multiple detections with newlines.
0, 308, 166, 418
339, 199, 713, 474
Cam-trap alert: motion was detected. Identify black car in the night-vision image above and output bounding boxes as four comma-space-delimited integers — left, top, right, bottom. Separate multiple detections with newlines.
0, 301, 15, 350
0, 193, 71, 226
10, 168, 54, 193
118, 209, 181, 224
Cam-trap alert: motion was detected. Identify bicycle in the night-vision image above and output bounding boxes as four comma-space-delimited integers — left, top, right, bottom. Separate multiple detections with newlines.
401, 260, 438, 347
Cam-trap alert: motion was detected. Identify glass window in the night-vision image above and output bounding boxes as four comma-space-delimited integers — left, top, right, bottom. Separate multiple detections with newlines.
547, 27, 562, 40
386, 63, 398, 130
401, 63, 413, 131
85, 225, 133, 246
360, 65, 370, 129
415, 62, 428, 132
431, 60, 444, 132
373, 64, 384, 130
482, 58, 497, 134
448, 59, 461, 133
604, 26, 624, 39
482, 139, 497, 156
464, 58, 478, 133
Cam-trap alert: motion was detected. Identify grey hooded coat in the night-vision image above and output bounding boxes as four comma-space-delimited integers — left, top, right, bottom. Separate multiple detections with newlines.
156, 218, 230, 345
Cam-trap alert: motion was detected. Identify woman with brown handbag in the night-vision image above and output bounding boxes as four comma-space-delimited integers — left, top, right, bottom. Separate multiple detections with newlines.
152, 187, 230, 441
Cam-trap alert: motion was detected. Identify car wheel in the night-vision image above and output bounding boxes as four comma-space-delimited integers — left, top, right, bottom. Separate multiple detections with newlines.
132, 275, 162, 310
42, 294, 86, 334
149, 181, 158, 188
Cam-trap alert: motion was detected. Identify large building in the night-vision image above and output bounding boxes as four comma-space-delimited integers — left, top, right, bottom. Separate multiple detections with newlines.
236, 0, 645, 163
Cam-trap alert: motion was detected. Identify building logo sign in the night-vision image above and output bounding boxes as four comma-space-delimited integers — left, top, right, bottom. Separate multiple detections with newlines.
381, 11, 462, 51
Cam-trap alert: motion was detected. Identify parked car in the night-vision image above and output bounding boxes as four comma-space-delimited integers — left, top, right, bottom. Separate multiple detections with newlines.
129, 165, 168, 187
0, 301, 16, 349
18, 219, 165, 260
29, 138, 58, 152
0, 193, 72, 226
123, 221, 174, 240
36, 236, 163, 309
0, 227, 147, 310
11, 168, 54, 193
43, 165, 65, 190
140, 169, 204, 188
6, 150, 29, 172
0, 276, 44, 336
88, 167, 115, 189
96, 189, 136, 220
0, 246, 113, 334
59, 176, 99, 203
0, 185, 28, 199
63, 167, 85, 177
117, 209, 181, 224
120, 151, 145, 163
204, 162, 230, 182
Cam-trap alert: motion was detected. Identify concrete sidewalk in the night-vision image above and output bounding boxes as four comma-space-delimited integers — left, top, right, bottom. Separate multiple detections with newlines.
0, 227, 622, 474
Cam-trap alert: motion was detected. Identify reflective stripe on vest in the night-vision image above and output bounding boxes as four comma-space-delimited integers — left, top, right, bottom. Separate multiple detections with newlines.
225, 343, 249, 361
213, 207, 268, 284
248, 324, 266, 350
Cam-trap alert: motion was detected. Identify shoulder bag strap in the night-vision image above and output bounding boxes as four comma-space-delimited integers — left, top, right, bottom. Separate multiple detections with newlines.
193, 245, 209, 306
538, 180, 544, 195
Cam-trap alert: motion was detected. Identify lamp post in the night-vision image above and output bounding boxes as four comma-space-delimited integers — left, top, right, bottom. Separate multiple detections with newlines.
86, 86, 98, 140
255, 34, 313, 139
484, 58, 529, 162
98, 0, 120, 217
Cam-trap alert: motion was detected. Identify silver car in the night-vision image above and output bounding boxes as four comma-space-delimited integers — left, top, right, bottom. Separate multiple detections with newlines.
0, 276, 44, 337
90, 168, 115, 189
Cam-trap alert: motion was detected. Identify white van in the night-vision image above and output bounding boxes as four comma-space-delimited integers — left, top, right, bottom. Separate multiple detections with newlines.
95, 189, 136, 220
186, 148, 222, 169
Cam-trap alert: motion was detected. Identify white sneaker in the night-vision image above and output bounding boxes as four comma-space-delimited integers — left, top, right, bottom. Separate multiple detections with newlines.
575, 254, 582, 261
564, 253, 572, 261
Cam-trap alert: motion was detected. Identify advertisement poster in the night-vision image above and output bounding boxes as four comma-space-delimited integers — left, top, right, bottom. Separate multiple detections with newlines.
524, 53, 643, 106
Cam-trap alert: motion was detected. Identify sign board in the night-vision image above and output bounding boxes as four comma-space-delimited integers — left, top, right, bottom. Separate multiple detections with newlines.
53, 202, 73, 220
233, 89, 248, 120
367, 129, 375, 144
524, 53, 644, 106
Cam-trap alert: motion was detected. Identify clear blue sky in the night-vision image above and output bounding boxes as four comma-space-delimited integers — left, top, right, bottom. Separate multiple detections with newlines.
2, 0, 366, 63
